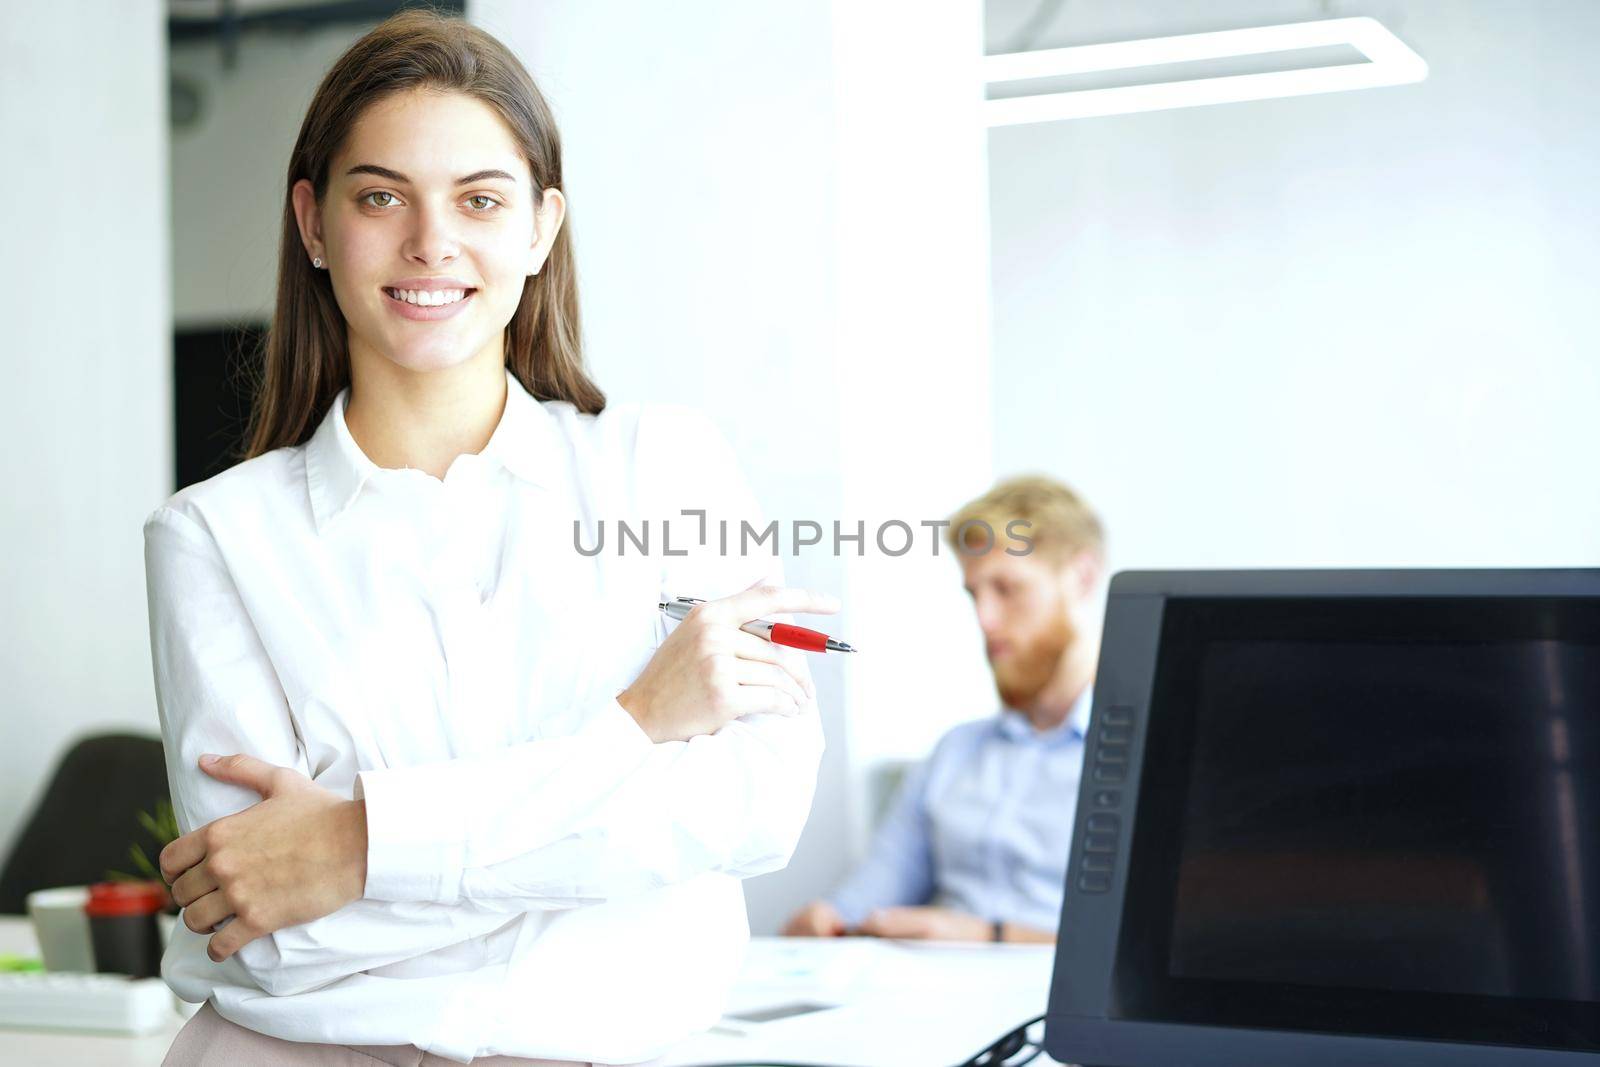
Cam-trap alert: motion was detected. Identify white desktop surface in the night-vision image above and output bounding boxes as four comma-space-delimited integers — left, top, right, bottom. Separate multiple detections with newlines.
0, 917, 1063, 1066
664, 937, 1064, 1067
0, 917, 185, 1064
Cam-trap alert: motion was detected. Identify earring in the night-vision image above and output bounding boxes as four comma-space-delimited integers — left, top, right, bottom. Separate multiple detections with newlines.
312, 256, 323, 269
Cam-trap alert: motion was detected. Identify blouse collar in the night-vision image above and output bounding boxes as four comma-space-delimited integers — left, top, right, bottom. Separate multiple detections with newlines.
304, 367, 562, 533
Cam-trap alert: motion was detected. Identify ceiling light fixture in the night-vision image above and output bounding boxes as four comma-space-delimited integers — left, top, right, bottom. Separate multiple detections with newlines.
984, 16, 1427, 127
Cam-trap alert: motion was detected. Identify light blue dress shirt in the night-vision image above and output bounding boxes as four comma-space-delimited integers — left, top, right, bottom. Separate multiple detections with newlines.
828, 690, 1091, 932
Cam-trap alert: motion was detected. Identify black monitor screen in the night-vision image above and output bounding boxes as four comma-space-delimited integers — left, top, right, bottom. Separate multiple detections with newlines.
1115, 596, 1600, 1052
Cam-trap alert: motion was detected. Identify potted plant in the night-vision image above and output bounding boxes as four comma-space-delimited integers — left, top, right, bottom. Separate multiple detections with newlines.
107, 800, 181, 926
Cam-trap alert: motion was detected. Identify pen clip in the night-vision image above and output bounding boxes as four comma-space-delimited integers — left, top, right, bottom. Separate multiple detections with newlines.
658, 596, 706, 620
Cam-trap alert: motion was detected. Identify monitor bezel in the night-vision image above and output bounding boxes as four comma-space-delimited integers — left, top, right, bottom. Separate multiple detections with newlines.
1045, 568, 1600, 1067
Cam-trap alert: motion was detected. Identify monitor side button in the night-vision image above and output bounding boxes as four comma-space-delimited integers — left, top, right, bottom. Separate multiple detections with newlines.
1077, 873, 1112, 894
1087, 812, 1121, 833
1085, 833, 1117, 853
1082, 854, 1114, 873
1093, 764, 1126, 783
1093, 789, 1121, 807
1102, 705, 1135, 726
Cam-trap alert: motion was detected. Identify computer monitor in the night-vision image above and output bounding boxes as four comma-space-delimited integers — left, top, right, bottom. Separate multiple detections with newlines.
1047, 570, 1600, 1067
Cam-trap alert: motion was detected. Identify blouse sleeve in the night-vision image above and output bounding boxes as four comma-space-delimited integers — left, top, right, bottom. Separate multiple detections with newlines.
352, 408, 826, 906
145, 507, 521, 997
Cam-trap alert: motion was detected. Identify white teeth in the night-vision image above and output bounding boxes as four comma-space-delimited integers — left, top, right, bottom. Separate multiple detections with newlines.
387, 288, 468, 306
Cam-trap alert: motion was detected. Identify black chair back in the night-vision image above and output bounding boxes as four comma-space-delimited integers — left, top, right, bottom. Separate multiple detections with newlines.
0, 733, 170, 913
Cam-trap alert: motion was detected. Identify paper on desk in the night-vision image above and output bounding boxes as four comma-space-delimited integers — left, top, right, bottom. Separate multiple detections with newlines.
731, 938, 884, 1002
728, 938, 1055, 1006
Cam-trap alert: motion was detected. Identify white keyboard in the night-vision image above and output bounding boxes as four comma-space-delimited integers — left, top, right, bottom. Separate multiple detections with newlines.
0, 971, 175, 1034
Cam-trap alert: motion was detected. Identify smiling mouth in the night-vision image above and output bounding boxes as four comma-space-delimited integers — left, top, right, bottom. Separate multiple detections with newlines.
382, 287, 478, 307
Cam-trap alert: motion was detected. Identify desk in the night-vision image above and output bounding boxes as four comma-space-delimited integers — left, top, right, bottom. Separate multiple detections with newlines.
0, 917, 1062, 1066
0, 916, 184, 1064
664, 938, 1065, 1067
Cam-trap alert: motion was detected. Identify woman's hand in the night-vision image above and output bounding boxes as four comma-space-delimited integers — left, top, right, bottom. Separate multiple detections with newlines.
159, 754, 368, 963
618, 581, 839, 743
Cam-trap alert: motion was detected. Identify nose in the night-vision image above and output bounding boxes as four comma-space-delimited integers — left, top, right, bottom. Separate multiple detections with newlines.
973, 594, 1003, 636
402, 198, 461, 267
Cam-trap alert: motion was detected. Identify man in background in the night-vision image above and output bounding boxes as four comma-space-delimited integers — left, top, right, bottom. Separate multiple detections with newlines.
784, 475, 1105, 943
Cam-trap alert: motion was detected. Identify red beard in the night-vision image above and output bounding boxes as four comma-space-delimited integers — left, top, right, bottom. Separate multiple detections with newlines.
993, 610, 1076, 710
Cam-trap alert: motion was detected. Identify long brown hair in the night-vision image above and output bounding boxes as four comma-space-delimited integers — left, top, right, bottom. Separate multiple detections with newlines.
241, 8, 602, 460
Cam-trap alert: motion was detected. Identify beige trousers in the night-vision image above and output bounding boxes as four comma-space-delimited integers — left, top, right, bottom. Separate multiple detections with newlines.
162, 1001, 608, 1067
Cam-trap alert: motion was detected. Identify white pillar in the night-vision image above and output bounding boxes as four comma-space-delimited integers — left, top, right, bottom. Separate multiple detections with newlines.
472, 0, 993, 932
0, 1, 171, 853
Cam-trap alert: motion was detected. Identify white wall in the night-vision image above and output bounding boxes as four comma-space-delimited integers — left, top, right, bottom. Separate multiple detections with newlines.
986, 0, 1600, 573
472, 0, 995, 934
0, 2, 170, 857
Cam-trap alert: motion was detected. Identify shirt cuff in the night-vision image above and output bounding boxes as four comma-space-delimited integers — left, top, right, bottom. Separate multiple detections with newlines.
827, 891, 870, 929
354, 766, 468, 904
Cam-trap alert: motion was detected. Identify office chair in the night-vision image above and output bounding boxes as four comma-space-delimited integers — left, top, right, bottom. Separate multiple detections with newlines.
0, 733, 170, 913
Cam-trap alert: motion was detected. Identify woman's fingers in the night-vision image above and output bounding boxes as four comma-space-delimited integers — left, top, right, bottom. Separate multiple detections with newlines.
208, 917, 261, 964
728, 678, 802, 718
181, 887, 234, 935
169, 863, 220, 909
729, 631, 815, 700
702, 581, 840, 627
159, 830, 208, 886
733, 659, 808, 708
622, 579, 832, 742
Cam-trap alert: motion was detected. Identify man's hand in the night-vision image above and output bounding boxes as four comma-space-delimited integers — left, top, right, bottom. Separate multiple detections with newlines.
857, 906, 991, 941
782, 900, 847, 937
159, 754, 368, 964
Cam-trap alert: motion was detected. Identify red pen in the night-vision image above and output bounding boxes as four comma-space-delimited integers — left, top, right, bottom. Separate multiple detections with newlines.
659, 596, 857, 653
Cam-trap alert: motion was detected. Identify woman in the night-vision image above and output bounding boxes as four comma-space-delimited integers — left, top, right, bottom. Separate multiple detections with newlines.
146, 11, 829, 1065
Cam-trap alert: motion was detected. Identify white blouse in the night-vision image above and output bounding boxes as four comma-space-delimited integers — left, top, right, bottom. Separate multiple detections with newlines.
142, 368, 823, 1063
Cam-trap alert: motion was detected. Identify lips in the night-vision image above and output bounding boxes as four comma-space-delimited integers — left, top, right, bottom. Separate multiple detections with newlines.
381, 286, 477, 321
382, 286, 476, 306
384, 275, 478, 292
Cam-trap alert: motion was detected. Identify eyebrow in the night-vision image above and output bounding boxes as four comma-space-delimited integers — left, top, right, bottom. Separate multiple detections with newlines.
345, 163, 518, 185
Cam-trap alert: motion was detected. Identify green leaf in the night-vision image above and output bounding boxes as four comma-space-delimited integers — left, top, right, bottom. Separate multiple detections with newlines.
110, 802, 180, 886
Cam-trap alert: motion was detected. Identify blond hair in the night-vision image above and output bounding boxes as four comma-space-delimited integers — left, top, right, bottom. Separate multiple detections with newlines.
947, 475, 1105, 561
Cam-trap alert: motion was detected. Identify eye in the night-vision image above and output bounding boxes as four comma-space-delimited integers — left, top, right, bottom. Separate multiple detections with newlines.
466, 194, 502, 212
362, 191, 397, 208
